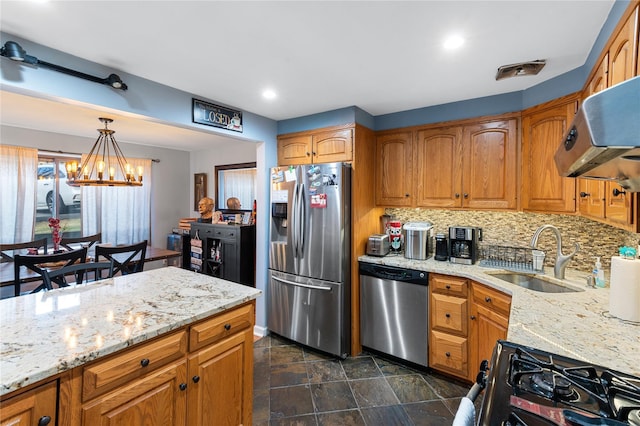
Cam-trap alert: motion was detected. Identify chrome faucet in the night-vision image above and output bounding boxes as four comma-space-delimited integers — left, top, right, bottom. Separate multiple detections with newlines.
530, 225, 580, 280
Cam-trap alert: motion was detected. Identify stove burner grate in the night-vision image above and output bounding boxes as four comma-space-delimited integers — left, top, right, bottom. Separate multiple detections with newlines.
530, 371, 580, 402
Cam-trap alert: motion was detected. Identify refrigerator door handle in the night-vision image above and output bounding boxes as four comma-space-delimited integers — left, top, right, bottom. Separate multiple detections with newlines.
291, 182, 299, 258
272, 275, 333, 291
298, 183, 306, 258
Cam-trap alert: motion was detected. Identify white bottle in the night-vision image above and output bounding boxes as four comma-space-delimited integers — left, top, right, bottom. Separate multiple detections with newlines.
593, 257, 605, 288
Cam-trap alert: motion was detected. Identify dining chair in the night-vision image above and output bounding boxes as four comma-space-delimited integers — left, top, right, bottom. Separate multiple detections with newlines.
41, 259, 114, 289
95, 240, 147, 276
1, 238, 48, 263
60, 232, 102, 252
13, 247, 88, 296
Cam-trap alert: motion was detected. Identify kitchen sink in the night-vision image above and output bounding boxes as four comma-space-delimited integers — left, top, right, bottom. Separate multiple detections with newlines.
488, 272, 584, 293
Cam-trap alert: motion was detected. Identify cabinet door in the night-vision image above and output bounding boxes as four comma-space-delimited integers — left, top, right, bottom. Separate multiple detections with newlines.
187, 330, 253, 426
0, 381, 57, 426
522, 99, 577, 213
462, 120, 517, 209
577, 179, 606, 219
277, 135, 312, 165
605, 182, 634, 227
415, 127, 463, 207
375, 132, 413, 206
82, 361, 187, 426
469, 302, 508, 382
312, 128, 353, 163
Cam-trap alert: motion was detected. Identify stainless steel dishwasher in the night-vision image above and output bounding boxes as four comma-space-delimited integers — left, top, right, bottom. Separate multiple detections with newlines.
359, 262, 429, 367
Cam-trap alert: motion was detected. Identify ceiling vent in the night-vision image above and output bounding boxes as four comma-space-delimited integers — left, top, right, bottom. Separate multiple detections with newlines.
496, 60, 546, 80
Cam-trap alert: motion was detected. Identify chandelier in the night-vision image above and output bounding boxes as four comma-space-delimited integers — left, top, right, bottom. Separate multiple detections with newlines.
66, 118, 142, 187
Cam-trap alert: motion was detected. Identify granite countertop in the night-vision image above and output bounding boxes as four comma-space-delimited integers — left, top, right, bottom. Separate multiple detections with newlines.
0, 267, 261, 396
359, 254, 640, 376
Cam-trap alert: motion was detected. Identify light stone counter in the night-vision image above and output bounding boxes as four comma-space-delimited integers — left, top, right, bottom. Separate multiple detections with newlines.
359, 254, 640, 376
0, 266, 261, 396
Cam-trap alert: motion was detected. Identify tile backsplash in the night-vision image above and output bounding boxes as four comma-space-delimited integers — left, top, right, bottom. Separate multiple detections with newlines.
386, 208, 639, 273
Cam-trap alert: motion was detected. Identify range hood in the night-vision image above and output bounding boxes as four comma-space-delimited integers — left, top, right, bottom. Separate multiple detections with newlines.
554, 76, 640, 191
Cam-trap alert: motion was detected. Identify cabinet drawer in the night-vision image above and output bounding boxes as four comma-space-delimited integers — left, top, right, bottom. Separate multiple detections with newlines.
430, 330, 468, 378
431, 293, 468, 335
472, 283, 511, 317
197, 226, 237, 240
189, 303, 254, 351
82, 330, 188, 401
430, 274, 468, 297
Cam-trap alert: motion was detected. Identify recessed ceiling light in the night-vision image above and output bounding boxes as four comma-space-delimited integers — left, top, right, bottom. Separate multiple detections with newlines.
262, 89, 277, 100
443, 35, 464, 50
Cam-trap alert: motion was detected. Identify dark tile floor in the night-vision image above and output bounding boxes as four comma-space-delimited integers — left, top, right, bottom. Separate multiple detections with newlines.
253, 334, 474, 426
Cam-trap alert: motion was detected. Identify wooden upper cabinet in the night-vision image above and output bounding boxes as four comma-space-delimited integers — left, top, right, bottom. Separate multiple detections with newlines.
415, 127, 463, 208
609, 6, 638, 88
277, 134, 313, 165
277, 127, 353, 166
375, 131, 413, 206
462, 120, 517, 210
521, 98, 577, 213
312, 128, 353, 164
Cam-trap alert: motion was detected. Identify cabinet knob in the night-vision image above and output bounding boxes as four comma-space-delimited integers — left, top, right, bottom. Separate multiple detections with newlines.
224, 323, 231, 331
613, 188, 626, 197
38, 416, 52, 426
445, 285, 451, 290
485, 297, 492, 303
445, 352, 451, 357
140, 358, 150, 367
192, 375, 200, 383
179, 383, 187, 391
463, 193, 468, 198
312, 151, 317, 156
470, 315, 476, 320
579, 191, 590, 198
455, 193, 460, 198
445, 313, 451, 318
405, 193, 410, 197
306, 152, 311, 156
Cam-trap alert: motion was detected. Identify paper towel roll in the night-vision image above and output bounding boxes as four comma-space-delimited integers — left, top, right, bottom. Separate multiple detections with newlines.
609, 256, 640, 322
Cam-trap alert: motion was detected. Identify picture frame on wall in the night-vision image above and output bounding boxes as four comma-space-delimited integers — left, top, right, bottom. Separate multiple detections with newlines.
194, 173, 207, 211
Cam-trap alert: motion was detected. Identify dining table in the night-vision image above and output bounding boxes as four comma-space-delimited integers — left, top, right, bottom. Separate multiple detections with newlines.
0, 246, 182, 288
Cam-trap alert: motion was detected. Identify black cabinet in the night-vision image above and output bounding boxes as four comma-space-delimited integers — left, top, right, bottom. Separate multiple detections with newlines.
187, 223, 256, 287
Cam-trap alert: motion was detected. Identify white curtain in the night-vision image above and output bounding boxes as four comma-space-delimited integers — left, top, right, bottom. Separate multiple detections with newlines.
81, 157, 152, 245
222, 169, 256, 209
0, 145, 38, 243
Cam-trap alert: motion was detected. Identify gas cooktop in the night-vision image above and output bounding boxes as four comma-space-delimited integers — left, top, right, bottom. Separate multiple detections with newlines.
477, 341, 640, 426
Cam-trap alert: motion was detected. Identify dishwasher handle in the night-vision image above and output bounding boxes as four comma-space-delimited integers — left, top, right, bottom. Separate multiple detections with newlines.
359, 262, 428, 285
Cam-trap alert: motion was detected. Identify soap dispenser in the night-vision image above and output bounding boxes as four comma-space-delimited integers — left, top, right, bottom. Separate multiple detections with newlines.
593, 257, 606, 288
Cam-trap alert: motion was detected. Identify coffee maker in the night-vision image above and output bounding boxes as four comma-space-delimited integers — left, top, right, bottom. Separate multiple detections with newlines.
448, 226, 482, 265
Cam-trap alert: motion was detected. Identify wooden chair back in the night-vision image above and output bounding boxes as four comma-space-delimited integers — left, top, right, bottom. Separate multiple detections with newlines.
42, 259, 114, 288
1, 238, 48, 263
60, 233, 102, 252
95, 240, 148, 276
13, 247, 88, 296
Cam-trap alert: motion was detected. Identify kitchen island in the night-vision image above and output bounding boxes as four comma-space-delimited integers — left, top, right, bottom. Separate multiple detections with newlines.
359, 254, 639, 376
0, 266, 261, 425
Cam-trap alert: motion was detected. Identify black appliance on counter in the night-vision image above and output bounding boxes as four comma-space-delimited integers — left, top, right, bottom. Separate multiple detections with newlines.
449, 226, 482, 265
475, 340, 640, 425
435, 233, 449, 261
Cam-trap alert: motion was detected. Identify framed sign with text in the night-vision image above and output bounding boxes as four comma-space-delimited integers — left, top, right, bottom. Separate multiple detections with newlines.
192, 99, 243, 133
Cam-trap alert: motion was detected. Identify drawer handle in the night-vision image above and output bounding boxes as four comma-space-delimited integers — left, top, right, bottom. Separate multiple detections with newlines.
445, 285, 451, 290
485, 297, 492, 303
179, 383, 187, 391
224, 323, 231, 331
445, 313, 451, 318
445, 352, 451, 357
192, 375, 200, 383
38, 416, 52, 426
140, 358, 150, 367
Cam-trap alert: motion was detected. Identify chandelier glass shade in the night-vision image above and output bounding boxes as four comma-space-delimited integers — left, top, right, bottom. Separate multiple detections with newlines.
66, 118, 142, 187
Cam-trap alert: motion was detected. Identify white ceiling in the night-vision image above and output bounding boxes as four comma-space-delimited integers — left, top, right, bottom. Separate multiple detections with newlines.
0, 0, 615, 151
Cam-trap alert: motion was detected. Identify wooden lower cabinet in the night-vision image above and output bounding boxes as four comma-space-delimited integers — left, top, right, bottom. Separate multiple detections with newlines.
81, 361, 188, 426
429, 274, 511, 382
2, 302, 255, 426
0, 380, 57, 426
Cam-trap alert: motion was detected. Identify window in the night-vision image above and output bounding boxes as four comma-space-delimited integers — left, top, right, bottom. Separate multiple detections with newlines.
35, 156, 82, 241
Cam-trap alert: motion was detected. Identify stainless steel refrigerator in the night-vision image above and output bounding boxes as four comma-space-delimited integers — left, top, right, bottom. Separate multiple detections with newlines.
268, 162, 351, 358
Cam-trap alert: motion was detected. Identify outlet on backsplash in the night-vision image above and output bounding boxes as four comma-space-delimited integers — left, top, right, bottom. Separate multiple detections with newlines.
386, 208, 639, 271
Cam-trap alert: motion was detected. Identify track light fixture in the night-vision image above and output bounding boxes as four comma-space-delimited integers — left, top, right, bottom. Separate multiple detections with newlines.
0, 40, 128, 90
